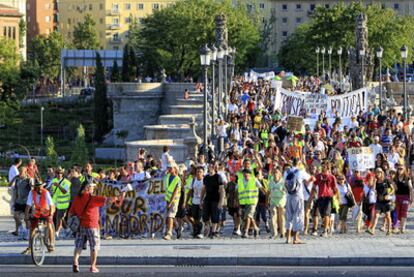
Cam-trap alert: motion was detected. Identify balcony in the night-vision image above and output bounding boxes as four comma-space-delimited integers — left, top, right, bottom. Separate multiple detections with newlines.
106, 9, 120, 16
106, 23, 121, 30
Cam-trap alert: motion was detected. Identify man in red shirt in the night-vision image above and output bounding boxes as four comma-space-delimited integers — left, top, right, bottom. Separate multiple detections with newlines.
350, 170, 365, 233
310, 160, 338, 237
69, 182, 124, 273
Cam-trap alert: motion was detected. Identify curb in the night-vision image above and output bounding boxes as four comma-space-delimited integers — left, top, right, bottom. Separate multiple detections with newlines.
1, 255, 414, 266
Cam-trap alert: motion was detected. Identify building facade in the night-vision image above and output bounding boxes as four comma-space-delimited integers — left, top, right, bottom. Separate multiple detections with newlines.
0, 0, 26, 59
26, 0, 58, 46
57, 0, 175, 50
0, 3, 22, 53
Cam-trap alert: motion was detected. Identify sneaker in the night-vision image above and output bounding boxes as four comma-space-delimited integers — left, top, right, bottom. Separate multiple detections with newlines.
311, 231, 318, 236
241, 233, 249, 239
90, 267, 99, 273
233, 230, 242, 236
163, 234, 172, 240
254, 228, 260, 238
196, 234, 204, 239
320, 231, 328, 238
55, 232, 60, 240
176, 227, 182, 239
47, 245, 55, 252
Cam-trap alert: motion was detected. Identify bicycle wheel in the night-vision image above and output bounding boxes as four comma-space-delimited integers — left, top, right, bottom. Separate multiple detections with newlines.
31, 232, 45, 266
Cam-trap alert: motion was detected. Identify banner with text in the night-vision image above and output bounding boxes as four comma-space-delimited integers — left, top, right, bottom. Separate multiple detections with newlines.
274, 88, 368, 117
96, 177, 166, 238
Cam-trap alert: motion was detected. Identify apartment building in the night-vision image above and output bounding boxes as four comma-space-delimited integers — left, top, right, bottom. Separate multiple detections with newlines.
26, 0, 58, 45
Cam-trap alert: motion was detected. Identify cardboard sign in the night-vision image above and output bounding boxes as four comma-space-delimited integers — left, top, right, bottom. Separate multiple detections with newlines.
347, 147, 375, 172
287, 116, 304, 132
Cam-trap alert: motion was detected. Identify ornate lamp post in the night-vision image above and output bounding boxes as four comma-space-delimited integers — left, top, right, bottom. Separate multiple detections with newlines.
210, 45, 217, 138
200, 44, 211, 156
315, 47, 320, 77
328, 46, 332, 82
376, 46, 383, 111
401, 45, 408, 121
216, 46, 224, 119
337, 47, 342, 86
359, 48, 365, 87
321, 47, 326, 82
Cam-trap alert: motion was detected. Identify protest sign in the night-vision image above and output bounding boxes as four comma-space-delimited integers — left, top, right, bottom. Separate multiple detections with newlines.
287, 116, 304, 132
97, 177, 166, 238
347, 147, 375, 172
328, 88, 368, 117
304, 93, 328, 116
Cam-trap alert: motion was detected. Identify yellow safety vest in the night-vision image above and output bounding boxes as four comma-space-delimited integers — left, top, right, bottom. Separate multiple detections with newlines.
237, 176, 258, 205
164, 174, 181, 203
185, 175, 193, 205
51, 178, 71, 210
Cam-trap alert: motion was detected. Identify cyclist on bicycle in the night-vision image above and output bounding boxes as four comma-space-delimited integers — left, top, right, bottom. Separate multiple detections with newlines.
22, 179, 56, 254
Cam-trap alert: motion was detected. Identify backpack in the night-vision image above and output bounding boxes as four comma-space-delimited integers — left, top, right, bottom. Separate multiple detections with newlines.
285, 169, 300, 195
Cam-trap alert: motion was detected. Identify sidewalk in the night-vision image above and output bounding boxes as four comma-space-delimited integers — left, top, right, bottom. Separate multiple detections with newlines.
1, 233, 414, 266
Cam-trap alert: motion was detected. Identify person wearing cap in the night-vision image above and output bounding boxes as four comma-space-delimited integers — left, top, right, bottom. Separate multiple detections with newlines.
22, 179, 55, 254
70, 181, 125, 273
163, 161, 181, 240
51, 167, 72, 239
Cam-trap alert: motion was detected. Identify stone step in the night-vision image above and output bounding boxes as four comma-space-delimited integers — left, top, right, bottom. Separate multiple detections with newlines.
144, 124, 192, 140
159, 114, 201, 125
125, 139, 186, 163
169, 104, 203, 115
176, 98, 204, 105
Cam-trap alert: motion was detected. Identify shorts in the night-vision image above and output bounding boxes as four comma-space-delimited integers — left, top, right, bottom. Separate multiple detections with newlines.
228, 207, 241, 217
243, 204, 257, 220
176, 205, 186, 219
191, 205, 202, 222
218, 207, 227, 222
202, 201, 219, 224
317, 197, 332, 217
311, 200, 319, 217
14, 203, 26, 213
304, 200, 313, 211
375, 201, 391, 214
31, 215, 53, 230
166, 202, 179, 218
339, 205, 349, 221
55, 209, 67, 223
75, 227, 100, 251
396, 195, 410, 220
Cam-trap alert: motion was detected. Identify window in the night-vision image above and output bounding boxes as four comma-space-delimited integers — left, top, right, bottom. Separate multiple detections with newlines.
282, 4, 287, 11
89, 4, 92, 10
99, 3, 104, 10
45, 16, 50, 23
137, 3, 144, 10
152, 3, 159, 10
3, 26, 6, 37
394, 3, 399, 9
113, 46, 119, 50
325, 4, 329, 8
68, 18, 71, 24
12, 27, 16, 39
246, 4, 253, 11
138, 17, 144, 24
259, 3, 265, 9
282, 31, 288, 37
296, 17, 302, 23
296, 4, 301, 10
8, 27, 11, 38
310, 4, 315, 10
125, 3, 131, 10
112, 4, 119, 12
125, 17, 131, 23
99, 18, 104, 24
113, 33, 119, 40
112, 18, 119, 24
282, 17, 288, 23
381, 3, 386, 9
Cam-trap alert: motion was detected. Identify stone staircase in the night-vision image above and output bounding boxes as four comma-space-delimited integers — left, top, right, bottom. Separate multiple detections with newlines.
125, 91, 204, 162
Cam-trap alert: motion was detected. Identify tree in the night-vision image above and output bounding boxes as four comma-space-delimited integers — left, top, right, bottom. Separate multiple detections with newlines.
44, 136, 59, 168
73, 14, 100, 50
128, 46, 137, 81
121, 44, 131, 81
278, 3, 414, 76
94, 52, 109, 142
30, 32, 65, 80
0, 38, 20, 101
130, 0, 261, 80
70, 124, 89, 165
111, 60, 121, 82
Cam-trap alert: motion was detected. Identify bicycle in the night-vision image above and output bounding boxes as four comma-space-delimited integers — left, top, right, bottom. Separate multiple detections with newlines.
30, 218, 54, 266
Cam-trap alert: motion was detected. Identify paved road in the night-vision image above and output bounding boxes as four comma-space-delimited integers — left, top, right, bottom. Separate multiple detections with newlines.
0, 265, 413, 277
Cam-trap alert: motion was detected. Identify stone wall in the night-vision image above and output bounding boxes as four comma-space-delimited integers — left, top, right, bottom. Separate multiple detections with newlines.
107, 82, 195, 142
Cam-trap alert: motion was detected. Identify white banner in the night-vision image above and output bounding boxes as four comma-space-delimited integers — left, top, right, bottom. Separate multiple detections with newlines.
274, 88, 368, 117
245, 70, 275, 82
347, 147, 375, 172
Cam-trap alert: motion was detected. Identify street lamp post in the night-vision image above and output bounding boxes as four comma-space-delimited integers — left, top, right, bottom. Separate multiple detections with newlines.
328, 46, 332, 82
337, 47, 343, 88
321, 47, 326, 82
315, 47, 320, 77
376, 46, 383, 111
200, 44, 211, 157
223, 45, 228, 119
217, 46, 224, 119
40, 106, 44, 152
210, 45, 217, 138
359, 48, 365, 87
401, 45, 408, 121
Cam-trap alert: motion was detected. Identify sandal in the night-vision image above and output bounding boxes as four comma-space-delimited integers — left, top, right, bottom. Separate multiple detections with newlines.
73, 264, 80, 273
293, 240, 305, 244
21, 248, 31, 255
90, 267, 100, 273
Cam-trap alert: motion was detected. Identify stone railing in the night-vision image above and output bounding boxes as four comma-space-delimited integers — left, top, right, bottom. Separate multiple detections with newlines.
107, 83, 163, 96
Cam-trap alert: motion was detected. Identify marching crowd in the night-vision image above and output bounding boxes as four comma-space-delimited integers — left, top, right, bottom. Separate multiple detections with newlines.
5, 76, 414, 271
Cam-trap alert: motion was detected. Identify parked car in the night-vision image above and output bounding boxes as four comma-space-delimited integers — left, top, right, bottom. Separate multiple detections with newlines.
80, 87, 95, 97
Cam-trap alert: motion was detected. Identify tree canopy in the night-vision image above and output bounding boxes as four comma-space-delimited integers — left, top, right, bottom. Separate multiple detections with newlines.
129, 0, 261, 80
278, 3, 414, 76
73, 14, 100, 50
